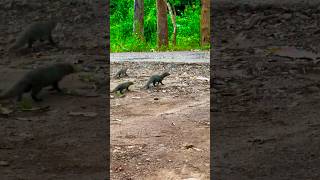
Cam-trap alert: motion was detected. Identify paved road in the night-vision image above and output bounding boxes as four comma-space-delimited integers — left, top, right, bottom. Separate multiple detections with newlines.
111, 51, 210, 63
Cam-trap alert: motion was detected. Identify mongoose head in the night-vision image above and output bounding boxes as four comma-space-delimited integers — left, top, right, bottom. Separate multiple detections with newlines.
127, 81, 134, 86
162, 72, 170, 77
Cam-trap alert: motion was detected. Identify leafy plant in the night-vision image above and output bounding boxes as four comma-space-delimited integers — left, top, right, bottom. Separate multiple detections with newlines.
110, 0, 207, 52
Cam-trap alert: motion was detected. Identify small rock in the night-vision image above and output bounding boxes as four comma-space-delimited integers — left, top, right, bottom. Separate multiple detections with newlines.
0, 161, 9, 166
35, 52, 42, 58
68, 111, 98, 117
0, 105, 13, 115
114, 166, 123, 172
193, 148, 202, 151
307, 86, 319, 92
196, 76, 210, 81
281, 13, 292, 20
184, 144, 194, 149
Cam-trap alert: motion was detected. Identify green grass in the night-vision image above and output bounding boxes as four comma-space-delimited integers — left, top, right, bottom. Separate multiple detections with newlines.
110, 0, 209, 52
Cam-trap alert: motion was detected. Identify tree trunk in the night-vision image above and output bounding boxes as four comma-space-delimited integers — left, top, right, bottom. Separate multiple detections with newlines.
133, 0, 144, 40
156, 0, 168, 48
166, 1, 177, 46
201, 0, 210, 46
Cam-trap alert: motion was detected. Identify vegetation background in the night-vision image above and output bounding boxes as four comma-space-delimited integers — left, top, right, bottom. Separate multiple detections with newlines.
110, 0, 209, 52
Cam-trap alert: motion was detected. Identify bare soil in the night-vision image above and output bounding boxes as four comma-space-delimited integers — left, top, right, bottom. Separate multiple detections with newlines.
213, 2, 320, 180
110, 61, 210, 180
0, 1, 108, 179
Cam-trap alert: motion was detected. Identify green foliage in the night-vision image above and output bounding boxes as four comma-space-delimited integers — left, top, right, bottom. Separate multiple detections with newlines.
18, 98, 33, 110
111, 0, 208, 52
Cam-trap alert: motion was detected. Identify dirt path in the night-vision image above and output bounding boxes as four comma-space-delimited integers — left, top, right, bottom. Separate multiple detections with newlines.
213, 1, 320, 179
110, 61, 210, 179
0, 1, 107, 179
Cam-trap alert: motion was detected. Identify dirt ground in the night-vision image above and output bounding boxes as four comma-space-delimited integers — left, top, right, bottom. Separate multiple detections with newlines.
213, 1, 320, 180
0, 1, 108, 179
110, 61, 210, 180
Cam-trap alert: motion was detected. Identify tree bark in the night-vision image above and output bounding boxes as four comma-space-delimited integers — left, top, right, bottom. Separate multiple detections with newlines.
156, 0, 168, 48
166, 1, 177, 46
201, 0, 210, 46
133, 0, 144, 40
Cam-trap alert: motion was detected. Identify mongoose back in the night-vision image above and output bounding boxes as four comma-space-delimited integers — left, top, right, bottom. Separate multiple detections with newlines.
0, 63, 75, 102
9, 20, 58, 51
111, 81, 134, 94
145, 72, 170, 89
114, 68, 128, 78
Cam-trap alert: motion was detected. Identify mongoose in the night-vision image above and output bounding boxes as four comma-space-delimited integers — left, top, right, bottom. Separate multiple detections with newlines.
9, 20, 58, 51
145, 72, 170, 89
114, 68, 128, 78
111, 81, 134, 94
0, 63, 75, 102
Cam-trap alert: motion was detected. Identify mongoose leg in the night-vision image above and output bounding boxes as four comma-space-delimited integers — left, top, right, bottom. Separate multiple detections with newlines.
51, 82, 62, 92
28, 39, 34, 48
18, 85, 31, 101
31, 87, 43, 102
160, 80, 164, 85
153, 81, 156, 87
48, 35, 56, 46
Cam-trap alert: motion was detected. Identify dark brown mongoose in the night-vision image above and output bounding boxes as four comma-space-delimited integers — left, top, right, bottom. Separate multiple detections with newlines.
111, 81, 134, 94
9, 20, 58, 51
145, 72, 170, 89
114, 68, 128, 78
0, 63, 75, 102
